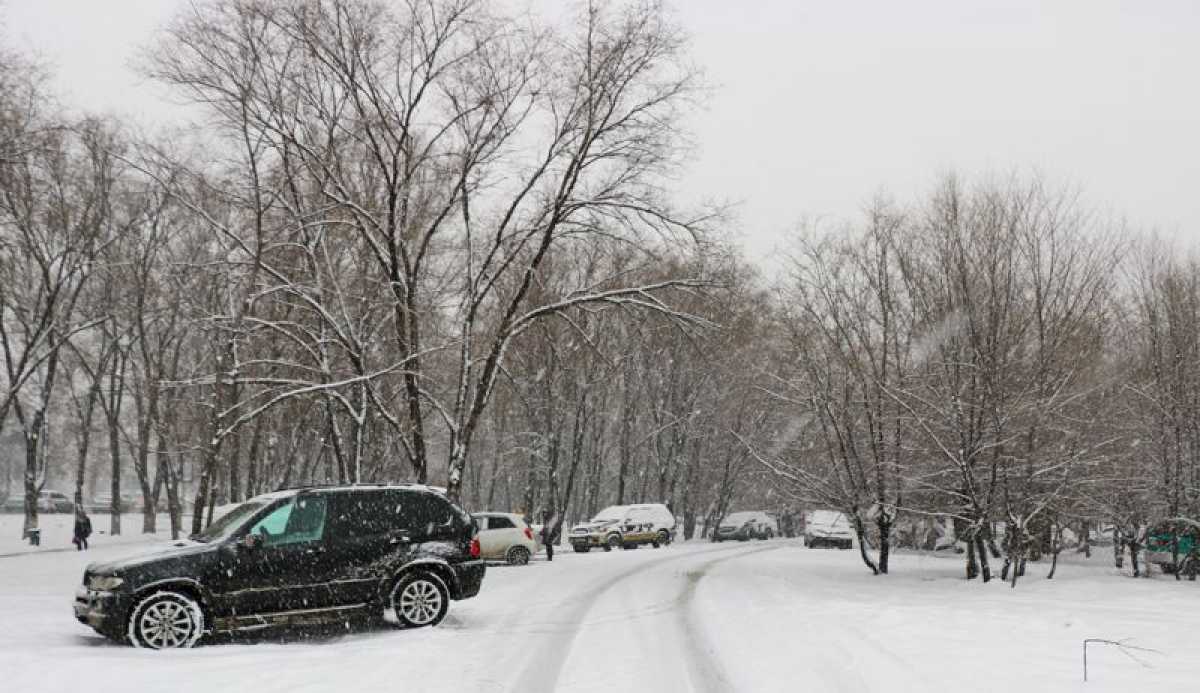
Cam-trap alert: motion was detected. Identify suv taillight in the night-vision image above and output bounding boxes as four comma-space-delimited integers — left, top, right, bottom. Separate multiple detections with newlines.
470, 536, 480, 559
524, 527, 533, 541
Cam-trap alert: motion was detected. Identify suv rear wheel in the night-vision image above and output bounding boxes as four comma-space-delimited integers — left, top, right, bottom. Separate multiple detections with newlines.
391, 572, 449, 628
604, 534, 621, 551
127, 590, 204, 649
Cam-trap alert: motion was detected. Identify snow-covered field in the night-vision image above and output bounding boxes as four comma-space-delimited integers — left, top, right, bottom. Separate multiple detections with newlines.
1, 534, 1197, 692
0, 512, 190, 556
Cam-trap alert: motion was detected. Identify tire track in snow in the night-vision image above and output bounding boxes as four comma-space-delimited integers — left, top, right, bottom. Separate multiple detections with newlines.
678, 545, 782, 693
509, 542, 777, 693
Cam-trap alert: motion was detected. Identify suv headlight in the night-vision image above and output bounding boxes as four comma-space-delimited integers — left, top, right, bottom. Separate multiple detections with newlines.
89, 575, 124, 591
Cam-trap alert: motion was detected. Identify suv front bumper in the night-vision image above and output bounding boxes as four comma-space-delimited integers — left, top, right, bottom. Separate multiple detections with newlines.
569, 533, 607, 548
74, 586, 131, 640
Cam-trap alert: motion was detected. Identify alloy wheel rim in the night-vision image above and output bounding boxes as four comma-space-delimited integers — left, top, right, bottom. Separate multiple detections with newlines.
139, 600, 193, 648
398, 580, 442, 625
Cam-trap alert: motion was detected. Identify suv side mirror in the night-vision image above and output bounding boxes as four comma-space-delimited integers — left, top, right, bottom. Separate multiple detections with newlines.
240, 533, 264, 551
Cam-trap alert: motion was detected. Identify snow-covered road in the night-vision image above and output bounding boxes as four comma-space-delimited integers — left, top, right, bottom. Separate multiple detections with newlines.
2, 537, 1198, 692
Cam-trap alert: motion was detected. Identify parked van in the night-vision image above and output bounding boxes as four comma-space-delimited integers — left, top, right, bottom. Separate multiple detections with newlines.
569, 504, 675, 552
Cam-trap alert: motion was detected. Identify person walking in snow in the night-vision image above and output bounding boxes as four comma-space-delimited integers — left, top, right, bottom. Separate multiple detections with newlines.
73, 507, 92, 551
541, 509, 557, 562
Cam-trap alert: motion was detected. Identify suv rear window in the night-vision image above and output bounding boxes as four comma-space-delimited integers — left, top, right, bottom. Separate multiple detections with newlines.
400, 491, 458, 539
487, 516, 516, 530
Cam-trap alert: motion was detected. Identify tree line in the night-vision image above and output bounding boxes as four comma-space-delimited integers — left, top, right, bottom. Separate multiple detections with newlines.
2, 1, 1196, 586
1, 0, 760, 544
760, 179, 1199, 584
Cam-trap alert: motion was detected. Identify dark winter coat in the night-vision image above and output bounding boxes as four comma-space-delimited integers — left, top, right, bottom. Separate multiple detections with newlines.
74, 515, 92, 541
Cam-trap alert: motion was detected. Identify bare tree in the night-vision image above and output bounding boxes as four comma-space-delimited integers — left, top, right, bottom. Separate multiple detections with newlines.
142, 0, 709, 514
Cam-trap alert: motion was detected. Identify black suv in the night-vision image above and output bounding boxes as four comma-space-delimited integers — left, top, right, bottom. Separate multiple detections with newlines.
74, 484, 485, 649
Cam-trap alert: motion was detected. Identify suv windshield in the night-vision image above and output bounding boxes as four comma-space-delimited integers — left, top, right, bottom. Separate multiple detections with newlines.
191, 501, 266, 543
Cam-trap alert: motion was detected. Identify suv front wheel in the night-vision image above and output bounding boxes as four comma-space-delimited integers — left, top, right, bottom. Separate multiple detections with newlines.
127, 590, 204, 649
391, 572, 449, 628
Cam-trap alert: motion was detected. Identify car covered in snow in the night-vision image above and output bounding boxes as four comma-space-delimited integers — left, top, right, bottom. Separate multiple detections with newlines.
714, 511, 778, 541
804, 509, 854, 549
38, 490, 75, 513
90, 492, 140, 513
74, 484, 485, 649
472, 512, 538, 565
569, 503, 674, 552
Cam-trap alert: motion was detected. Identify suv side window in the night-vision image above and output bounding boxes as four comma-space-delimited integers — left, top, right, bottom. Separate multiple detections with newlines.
248, 496, 327, 546
328, 490, 393, 537
488, 516, 516, 530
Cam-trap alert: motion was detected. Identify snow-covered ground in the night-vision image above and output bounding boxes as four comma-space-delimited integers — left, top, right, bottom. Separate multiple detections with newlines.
0, 512, 190, 556
1, 536, 1197, 692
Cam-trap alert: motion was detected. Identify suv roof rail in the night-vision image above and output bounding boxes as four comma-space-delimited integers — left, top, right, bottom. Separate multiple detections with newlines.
270, 481, 447, 493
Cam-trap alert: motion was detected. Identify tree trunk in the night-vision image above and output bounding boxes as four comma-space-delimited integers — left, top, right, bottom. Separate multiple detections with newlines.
965, 532, 979, 580
876, 514, 892, 574
191, 445, 217, 535
72, 378, 102, 509
105, 347, 127, 535
852, 514, 879, 575
976, 533, 993, 582
1046, 526, 1061, 580
108, 414, 122, 536
21, 410, 44, 539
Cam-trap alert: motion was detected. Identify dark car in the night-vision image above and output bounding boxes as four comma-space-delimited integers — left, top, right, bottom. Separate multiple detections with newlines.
713, 511, 777, 542
74, 484, 485, 649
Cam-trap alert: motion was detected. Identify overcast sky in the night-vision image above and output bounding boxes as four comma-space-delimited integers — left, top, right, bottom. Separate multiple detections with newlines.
4, 0, 1197, 263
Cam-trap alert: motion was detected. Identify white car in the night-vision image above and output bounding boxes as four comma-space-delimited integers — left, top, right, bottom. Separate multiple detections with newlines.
568, 503, 675, 552
804, 509, 855, 549
472, 512, 538, 565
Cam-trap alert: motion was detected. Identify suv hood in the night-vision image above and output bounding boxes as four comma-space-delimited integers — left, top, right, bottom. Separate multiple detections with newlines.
86, 540, 216, 577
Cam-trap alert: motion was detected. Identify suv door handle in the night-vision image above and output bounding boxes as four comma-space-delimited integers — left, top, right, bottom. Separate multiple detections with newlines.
304, 546, 325, 555
389, 535, 411, 545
